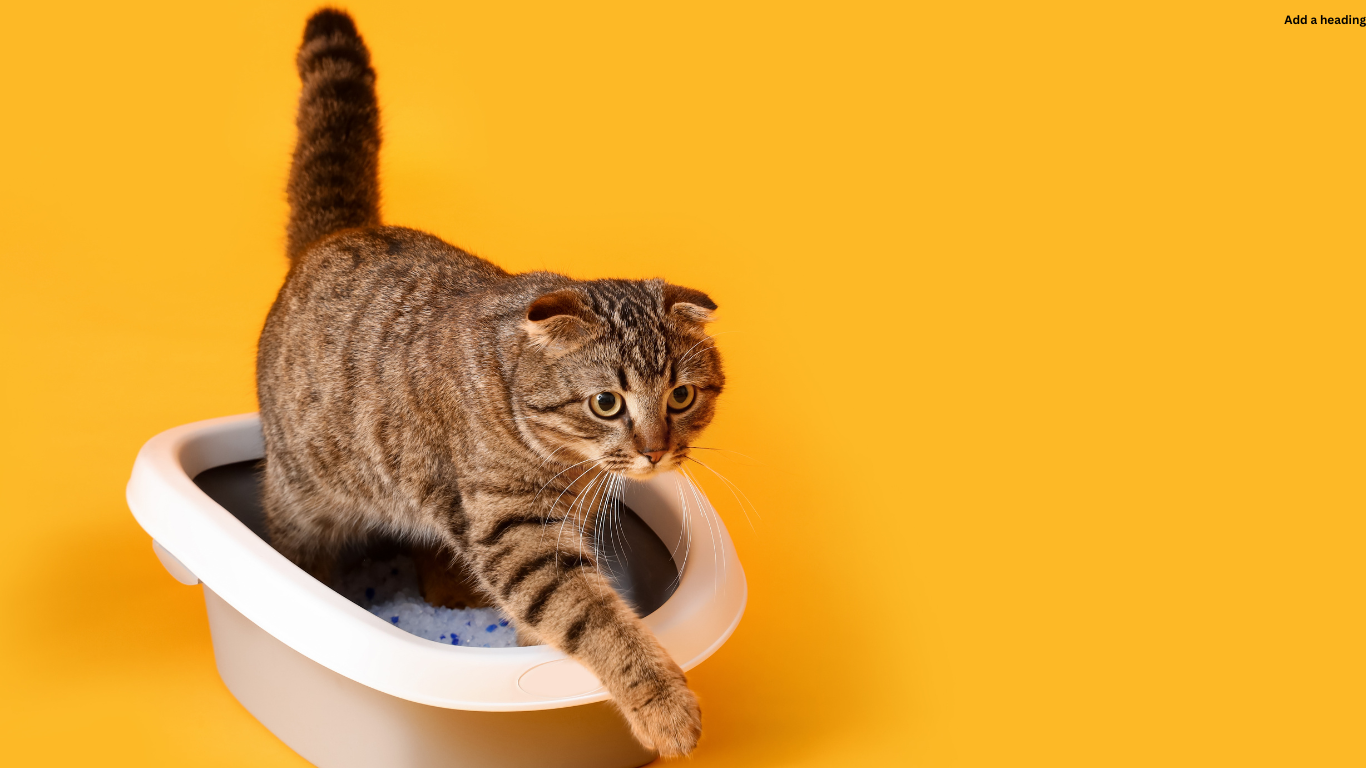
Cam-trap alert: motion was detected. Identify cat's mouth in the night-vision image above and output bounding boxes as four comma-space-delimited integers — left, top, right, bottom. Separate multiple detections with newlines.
619, 452, 684, 479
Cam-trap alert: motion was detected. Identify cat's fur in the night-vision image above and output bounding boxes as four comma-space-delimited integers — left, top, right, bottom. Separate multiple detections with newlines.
256, 8, 722, 756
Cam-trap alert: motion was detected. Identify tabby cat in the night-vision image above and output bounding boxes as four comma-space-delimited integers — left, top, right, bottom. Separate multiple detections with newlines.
256, 8, 724, 757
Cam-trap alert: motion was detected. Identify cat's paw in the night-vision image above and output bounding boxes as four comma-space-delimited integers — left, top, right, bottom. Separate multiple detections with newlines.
515, 624, 542, 647
624, 676, 701, 758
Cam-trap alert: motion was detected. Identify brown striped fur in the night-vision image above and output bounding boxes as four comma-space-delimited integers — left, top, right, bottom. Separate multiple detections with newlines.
256, 8, 723, 756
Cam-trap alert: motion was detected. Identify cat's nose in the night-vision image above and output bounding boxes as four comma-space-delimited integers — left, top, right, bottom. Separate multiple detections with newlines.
641, 450, 668, 464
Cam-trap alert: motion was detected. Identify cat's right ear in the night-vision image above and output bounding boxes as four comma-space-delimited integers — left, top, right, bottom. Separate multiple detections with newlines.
663, 284, 718, 325
522, 290, 598, 355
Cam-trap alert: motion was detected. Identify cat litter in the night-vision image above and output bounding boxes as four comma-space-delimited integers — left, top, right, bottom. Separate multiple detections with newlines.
333, 554, 517, 648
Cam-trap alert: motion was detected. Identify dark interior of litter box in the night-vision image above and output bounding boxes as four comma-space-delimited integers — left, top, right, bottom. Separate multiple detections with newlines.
193, 460, 679, 619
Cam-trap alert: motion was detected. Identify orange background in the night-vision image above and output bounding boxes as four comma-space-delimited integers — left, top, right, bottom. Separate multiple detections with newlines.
0, 2, 1361, 766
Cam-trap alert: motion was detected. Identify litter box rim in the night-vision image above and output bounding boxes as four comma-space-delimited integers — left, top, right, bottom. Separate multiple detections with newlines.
126, 413, 746, 711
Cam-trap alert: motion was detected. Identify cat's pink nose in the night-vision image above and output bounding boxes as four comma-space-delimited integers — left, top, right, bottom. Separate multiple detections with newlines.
642, 450, 668, 464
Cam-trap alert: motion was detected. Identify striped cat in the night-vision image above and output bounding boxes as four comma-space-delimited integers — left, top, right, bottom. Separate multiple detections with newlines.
256, 8, 722, 757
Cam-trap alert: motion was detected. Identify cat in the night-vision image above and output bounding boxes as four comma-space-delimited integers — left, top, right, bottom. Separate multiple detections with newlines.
255, 8, 723, 757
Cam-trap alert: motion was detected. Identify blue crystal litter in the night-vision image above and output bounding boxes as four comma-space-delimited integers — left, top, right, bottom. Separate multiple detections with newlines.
333, 554, 519, 648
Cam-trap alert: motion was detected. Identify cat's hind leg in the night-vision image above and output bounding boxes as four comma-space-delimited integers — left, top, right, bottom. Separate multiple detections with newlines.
412, 543, 493, 609
261, 463, 357, 586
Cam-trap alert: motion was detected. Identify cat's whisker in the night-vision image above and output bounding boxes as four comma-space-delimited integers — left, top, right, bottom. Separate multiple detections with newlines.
666, 477, 693, 593
675, 334, 718, 366
680, 445, 764, 466
578, 467, 612, 541
621, 477, 635, 563
532, 444, 574, 474
573, 465, 610, 525
580, 467, 614, 557
533, 455, 607, 511
591, 472, 606, 552
598, 473, 626, 568
679, 467, 723, 593
545, 460, 603, 546
593, 474, 612, 556
554, 463, 607, 567
689, 470, 727, 592
586, 470, 619, 577
676, 330, 735, 369
684, 455, 761, 529
688, 471, 727, 588
592, 475, 618, 568
547, 480, 593, 550
691, 474, 728, 592
676, 344, 719, 371
677, 469, 711, 583
612, 475, 631, 557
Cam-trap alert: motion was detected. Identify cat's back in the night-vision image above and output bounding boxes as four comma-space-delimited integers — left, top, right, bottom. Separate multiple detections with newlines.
265, 225, 506, 337
284, 225, 507, 305
258, 225, 509, 404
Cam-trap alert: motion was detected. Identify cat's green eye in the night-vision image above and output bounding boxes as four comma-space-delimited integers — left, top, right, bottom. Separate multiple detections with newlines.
667, 384, 696, 412
590, 391, 624, 418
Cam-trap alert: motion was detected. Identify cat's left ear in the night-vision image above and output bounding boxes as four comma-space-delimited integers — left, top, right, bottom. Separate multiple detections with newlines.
663, 284, 717, 324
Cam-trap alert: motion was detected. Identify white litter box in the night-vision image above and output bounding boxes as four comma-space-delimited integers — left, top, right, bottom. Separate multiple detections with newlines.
126, 414, 746, 768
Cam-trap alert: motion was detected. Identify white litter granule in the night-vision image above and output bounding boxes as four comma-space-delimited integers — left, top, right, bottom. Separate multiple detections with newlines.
333, 554, 519, 648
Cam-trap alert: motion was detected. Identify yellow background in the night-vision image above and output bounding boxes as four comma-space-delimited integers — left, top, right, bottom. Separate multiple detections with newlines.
0, 2, 1360, 765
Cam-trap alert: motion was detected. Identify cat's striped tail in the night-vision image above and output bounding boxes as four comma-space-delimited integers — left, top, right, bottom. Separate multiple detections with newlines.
286, 8, 381, 262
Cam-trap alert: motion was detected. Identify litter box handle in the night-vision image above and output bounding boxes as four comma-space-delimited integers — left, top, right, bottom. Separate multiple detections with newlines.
152, 540, 200, 586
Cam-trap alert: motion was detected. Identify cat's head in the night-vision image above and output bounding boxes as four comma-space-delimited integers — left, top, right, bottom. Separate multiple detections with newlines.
510, 278, 724, 479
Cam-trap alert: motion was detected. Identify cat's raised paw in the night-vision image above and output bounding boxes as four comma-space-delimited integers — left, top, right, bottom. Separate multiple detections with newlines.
625, 679, 702, 758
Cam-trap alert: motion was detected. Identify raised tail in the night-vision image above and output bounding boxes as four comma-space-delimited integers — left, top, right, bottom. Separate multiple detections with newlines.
286, 8, 381, 262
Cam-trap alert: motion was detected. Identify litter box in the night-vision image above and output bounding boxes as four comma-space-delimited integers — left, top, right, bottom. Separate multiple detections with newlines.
125, 414, 746, 768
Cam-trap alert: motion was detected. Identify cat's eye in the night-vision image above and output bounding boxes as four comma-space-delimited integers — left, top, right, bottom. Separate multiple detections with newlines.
667, 384, 696, 412
589, 391, 624, 418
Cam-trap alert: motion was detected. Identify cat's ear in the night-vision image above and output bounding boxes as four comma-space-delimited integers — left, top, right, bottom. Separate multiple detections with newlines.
523, 289, 598, 355
663, 284, 718, 324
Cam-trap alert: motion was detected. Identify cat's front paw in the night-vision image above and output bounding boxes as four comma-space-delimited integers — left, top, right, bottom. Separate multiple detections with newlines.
623, 675, 701, 758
